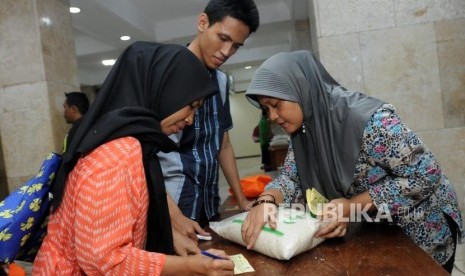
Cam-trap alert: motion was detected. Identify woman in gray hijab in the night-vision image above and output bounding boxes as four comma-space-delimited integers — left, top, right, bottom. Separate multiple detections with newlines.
241, 50, 463, 272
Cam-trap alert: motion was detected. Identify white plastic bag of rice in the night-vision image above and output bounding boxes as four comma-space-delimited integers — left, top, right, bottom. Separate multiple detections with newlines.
209, 207, 326, 260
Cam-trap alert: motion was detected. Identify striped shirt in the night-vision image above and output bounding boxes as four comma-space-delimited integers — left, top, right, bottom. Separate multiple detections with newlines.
158, 70, 232, 222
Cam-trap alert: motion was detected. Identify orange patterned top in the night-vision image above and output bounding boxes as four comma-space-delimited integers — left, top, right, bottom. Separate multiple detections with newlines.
33, 137, 166, 275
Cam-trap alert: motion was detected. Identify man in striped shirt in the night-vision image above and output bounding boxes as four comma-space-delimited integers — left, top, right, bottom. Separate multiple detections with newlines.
157, 0, 260, 255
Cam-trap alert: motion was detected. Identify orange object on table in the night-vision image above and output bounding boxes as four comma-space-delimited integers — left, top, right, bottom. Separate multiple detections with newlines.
230, 174, 272, 198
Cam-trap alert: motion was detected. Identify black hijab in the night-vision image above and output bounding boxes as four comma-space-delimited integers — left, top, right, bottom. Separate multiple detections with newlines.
246, 51, 384, 200
53, 41, 217, 254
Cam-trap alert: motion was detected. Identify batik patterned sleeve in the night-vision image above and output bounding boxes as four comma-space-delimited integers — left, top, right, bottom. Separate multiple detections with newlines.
265, 142, 303, 203
362, 105, 442, 216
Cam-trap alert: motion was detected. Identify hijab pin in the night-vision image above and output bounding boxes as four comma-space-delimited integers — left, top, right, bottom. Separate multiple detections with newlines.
302, 124, 306, 133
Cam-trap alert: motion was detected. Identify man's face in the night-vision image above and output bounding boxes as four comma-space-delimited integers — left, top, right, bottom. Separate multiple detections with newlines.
198, 15, 251, 69
63, 102, 74, 124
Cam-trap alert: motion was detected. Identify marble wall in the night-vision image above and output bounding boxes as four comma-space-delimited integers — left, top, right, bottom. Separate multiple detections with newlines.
309, 0, 465, 212
0, 0, 79, 192
0, 139, 7, 200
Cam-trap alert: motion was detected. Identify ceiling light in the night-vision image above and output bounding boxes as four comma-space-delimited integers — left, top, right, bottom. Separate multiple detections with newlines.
120, 35, 131, 41
40, 17, 52, 26
69, 7, 81, 13
102, 59, 116, 66
245, 66, 252, 70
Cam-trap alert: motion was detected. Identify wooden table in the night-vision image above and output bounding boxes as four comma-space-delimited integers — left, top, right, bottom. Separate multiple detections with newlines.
200, 197, 448, 276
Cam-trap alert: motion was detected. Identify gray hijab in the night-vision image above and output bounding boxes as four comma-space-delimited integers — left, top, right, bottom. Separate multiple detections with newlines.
245, 50, 384, 200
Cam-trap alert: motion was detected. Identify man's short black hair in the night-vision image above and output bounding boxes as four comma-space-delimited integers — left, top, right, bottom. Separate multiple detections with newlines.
65, 92, 90, 115
204, 0, 260, 33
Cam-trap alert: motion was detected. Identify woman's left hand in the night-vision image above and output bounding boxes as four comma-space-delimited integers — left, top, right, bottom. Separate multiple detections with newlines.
172, 228, 201, 256
314, 198, 350, 238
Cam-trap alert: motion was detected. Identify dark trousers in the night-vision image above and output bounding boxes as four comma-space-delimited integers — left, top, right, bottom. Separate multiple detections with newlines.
260, 144, 271, 171
198, 207, 219, 229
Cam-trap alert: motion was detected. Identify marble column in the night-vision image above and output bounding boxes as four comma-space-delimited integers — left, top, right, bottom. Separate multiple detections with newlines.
0, 0, 80, 193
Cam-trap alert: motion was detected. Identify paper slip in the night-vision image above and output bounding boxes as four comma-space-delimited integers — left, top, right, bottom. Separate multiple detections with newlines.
230, 254, 254, 275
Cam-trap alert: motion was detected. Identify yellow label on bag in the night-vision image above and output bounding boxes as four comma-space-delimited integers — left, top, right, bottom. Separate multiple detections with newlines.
306, 188, 328, 217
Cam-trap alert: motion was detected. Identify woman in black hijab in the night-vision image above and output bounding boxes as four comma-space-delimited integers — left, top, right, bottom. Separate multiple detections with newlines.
241, 50, 463, 272
33, 41, 234, 275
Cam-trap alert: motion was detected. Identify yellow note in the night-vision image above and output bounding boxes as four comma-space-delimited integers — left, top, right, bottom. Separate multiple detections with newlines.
306, 188, 328, 217
230, 254, 254, 275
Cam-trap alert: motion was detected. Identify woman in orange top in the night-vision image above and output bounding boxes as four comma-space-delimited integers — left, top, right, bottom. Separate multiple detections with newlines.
33, 41, 234, 275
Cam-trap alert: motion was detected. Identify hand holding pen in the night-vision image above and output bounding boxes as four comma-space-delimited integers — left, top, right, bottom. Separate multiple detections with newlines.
201, 250, 227, 260
196, 249, 234, 275
162, 248, 233, 274
201, 249, 231, 260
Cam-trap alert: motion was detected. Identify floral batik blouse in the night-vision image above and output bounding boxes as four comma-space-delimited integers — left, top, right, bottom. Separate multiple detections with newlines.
266, 104, 464, 265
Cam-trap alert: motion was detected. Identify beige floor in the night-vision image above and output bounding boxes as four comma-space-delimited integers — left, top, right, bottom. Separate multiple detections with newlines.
14, 156, 465, 275
454, 244, 465, 276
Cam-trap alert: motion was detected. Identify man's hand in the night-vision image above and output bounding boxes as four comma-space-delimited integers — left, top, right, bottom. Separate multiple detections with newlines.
237, 198, 253, 212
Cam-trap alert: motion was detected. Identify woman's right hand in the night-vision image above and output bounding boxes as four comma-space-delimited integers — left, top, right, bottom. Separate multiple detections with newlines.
194, 249, 234, 276
241, 202, 278, 249
163, 249, 234, 275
